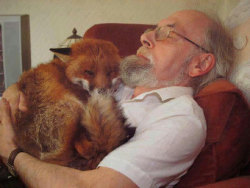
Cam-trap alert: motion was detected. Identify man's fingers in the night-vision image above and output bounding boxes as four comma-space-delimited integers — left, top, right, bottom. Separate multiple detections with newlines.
0, 98, 12, 125
0, 98, 18, 162
0, 98, 11, 114
1, 84, 28, 124
2, 84, 20, 114
19, 92, 28, 112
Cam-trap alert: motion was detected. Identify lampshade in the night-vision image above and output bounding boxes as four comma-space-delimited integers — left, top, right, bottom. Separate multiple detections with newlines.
50, 28, 82, 55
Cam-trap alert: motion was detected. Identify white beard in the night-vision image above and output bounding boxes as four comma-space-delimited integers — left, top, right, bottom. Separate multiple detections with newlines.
120, 55, 158, 88
120, 55, 190, 88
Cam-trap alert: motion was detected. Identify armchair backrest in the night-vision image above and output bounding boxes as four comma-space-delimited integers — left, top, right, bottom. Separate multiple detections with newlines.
83, 23, 250, 187
83, 23, 152, 58
177, 80, 250, 187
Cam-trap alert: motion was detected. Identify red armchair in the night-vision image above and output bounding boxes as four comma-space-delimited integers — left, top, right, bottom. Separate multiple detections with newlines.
83, 23, 250, 187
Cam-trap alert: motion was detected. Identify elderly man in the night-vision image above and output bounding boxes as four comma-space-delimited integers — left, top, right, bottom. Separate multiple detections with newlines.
0, 10, 233, 188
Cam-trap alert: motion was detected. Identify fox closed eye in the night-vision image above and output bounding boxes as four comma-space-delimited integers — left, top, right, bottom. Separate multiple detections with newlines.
106, 71, 114, 77
84, 70, 95, 77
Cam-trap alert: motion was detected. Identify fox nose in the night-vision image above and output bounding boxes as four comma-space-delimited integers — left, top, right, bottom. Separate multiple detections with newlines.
97, 88, 107, 94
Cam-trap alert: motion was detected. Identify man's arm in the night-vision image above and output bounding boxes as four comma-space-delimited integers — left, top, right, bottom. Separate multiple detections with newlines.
15, 153, 137, 188
0, 92, 137, 188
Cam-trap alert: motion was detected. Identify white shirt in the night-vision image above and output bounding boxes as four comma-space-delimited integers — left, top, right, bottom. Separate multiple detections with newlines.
98, 86, 206, 188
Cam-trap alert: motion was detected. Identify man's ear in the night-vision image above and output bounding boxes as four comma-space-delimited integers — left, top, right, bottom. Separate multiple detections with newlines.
188, 53, 215, 77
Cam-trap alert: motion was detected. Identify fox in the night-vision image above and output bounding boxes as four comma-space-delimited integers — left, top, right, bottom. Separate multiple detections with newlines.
11, 38, 134, 170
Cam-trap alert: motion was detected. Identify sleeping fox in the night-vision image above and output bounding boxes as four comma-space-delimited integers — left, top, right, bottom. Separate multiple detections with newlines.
13, 39, 134, 170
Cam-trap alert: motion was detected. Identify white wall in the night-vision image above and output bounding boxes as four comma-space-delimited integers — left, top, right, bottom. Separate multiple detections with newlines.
0, 0, 238, 67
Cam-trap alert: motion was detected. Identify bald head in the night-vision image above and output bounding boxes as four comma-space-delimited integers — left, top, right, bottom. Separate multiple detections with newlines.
163, 10, 216, 46
135, 9, 233, 94
165, 10, 234, 91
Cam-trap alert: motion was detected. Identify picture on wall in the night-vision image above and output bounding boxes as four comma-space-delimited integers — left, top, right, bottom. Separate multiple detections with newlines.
0, 15, 31, 97
0, 24, 4, 96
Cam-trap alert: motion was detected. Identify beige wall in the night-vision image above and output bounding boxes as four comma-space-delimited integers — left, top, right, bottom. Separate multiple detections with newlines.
0, 0, 238, 67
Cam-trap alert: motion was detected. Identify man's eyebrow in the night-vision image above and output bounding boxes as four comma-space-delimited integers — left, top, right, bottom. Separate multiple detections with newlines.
166, 23, 175, 28
154, 23, 175, 28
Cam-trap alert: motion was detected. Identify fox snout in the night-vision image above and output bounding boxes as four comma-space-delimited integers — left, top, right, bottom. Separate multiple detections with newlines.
91, 73, 112, 91
90, 76, 119, 93
72, 76, 119, 94
97, 88, 107, 94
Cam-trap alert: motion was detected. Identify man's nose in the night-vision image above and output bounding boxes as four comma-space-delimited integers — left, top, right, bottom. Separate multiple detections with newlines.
140, 31, 155, 48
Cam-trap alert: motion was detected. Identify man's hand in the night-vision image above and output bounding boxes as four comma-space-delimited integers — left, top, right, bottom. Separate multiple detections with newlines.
2, 84, 27, 124
0, 84, 27, 164
0, 98, 18, 164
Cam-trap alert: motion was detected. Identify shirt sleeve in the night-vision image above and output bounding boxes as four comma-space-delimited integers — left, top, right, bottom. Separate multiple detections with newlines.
98, 97, 206, 188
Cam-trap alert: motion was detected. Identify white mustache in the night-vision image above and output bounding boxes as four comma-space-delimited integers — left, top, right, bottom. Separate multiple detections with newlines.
136, 47, 152, 60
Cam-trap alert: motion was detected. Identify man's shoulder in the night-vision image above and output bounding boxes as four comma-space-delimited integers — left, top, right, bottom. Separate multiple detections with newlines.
157, 94, 203, 116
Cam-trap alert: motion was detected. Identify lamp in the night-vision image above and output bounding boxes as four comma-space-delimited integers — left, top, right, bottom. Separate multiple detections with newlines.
50, 28, 82, 60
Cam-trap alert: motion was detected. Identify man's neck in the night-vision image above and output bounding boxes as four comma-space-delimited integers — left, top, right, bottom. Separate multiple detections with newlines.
132, 86, 161, 98
132, 81, 191, 98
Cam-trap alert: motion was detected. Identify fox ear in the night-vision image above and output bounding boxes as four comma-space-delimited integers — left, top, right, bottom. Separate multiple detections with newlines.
50, 48, 72, 63
54, 52, 71, 63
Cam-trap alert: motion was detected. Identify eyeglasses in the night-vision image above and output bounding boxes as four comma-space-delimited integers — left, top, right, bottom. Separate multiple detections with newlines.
144, 25, 210, 53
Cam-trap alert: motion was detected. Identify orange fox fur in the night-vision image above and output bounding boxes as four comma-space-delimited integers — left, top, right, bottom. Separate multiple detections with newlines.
14, 39, 133, 170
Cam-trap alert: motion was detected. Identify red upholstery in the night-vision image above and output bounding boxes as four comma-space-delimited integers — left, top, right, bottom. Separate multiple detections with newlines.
197, 176, 250, 188
83, 23, 152, 57
83, 23, 250, 187
176, 80, 250, 187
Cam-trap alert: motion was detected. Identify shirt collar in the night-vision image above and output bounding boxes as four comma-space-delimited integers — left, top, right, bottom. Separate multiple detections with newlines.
131, 86, 194, 102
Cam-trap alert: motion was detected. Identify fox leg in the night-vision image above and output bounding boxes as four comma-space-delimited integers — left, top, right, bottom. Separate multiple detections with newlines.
73, 91, 130, 169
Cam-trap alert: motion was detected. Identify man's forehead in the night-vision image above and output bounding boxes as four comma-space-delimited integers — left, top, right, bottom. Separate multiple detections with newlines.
158, 11, 200, 27
156, 10, 213, 42
159, 10, 213, 30
158, 17, 176, 26
157, 18, 185, 33
157, 14, 187, 29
